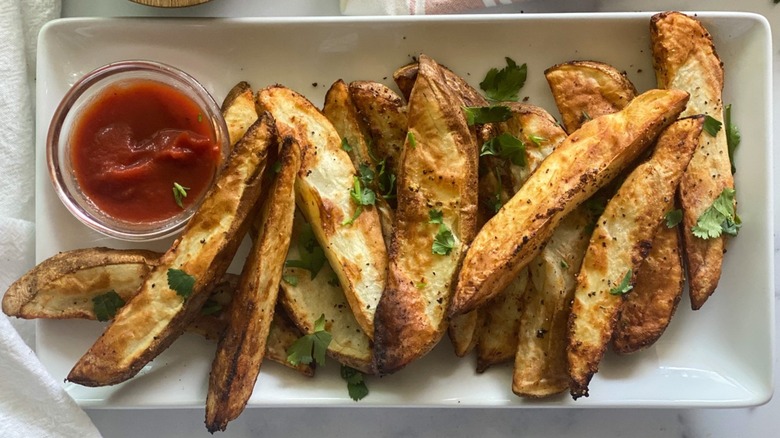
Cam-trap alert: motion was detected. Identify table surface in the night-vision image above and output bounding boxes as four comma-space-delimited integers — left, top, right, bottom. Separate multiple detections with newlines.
60, 0, 779, 437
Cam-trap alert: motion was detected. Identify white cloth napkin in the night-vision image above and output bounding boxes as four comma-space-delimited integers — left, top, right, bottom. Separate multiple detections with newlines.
340, 0, 524, 15
0, 1, 101, 436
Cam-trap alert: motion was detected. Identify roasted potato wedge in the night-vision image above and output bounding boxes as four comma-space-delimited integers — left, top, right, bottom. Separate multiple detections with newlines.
374, 55, 479, 374
651, 11, 735, 310
67, 114, 276, 387
567, 117, 702, 398
2, 247, 157, 319
257, 85, 388, 338
279, 212, 373, 374
545, 61, 638, 134
206, 136, 300, 432
221, 81, 258, 147
451, 89, 689, 317
513, 206, 592, 397
612, 223, 685, 354
393, 62, 487, 107
323, 79, 395, 245
475, 268, 528, 373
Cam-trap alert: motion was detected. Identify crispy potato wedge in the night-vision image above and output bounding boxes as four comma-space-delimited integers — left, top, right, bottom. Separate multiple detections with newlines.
279, 212, 374, 374
513, 206, 592, 398
206, 137, 300, 432
545, 61, 638, 134
348, 80, 408, 184
651, 11, 734, 310
475, 268, 528, 372
2, 247, 157, 319
323, 80, 395, 245
393, 62, 487, 107
448, 311, 480, 357
221, 81, 258, 147
257, 85, 388, 338
67, 114, 276, 387
612, 223, 685, 354
451, 89, 689, 317
567, 117, 702, 398
374, 55, 479, 374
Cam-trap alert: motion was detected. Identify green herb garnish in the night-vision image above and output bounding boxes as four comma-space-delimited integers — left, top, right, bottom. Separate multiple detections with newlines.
282, 274, 298, 286
172, 182, 189, 208
665, 209, 683, 228
285, 223, 326, 279
168, 268, 195, 300
725, 104, 740, 174
407, 131, 417, 149
92, 290, 125, 322
432, 224, 455, 256
428, 208, 443, 224
528, 135, 546, 146
341, 138, 353, 152
479, 57, 527, 102
609, 270, 633, 295
341, 365, 369, 401
200, 299, 222, 316
691, 188, 741, 239
287, 314, 332, 366
480, 132, 526, 167
463, 105, 512, 125
703, 115, 722, 137
560, 260, 569, 270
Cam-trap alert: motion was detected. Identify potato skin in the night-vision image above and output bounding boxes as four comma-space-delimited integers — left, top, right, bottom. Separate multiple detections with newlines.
373, 55, 478, 375
567, 116, 703, 399
452, 89, 689, 317
651, 11, 733, 310
221, 81, 258, 147
67, 114, 276, 387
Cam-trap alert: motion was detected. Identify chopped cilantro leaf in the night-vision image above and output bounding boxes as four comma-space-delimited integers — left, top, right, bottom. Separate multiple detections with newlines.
200, 299, 222, 316
287, 314, 332, 366
665, 209, 683, 228
481, 132, 526, 167
358, 163, 375, 186
407, 131, 417, 149
416, 282, 427, 289
432, 224, 455, 255
463, 105, 512, 125
609, 270, 633, 295
341, 205, 363, 226
343, 176, 376, 226
528, 135, 546, 146
285, 223, 326, 279
703, 115, 722, 137
92, 290, 125, 322
692, 188, 740, 239
272, 161, 282, 174
172, 182, 189, 208
479, 57, 527, 102
282, 274, 298, 286
168, 269, 195, 300
428, 208, 443, 224
341, 365, 369, 401
560, 260, 569, 270
341, 138, 352, 152
581, 111, 592, 122
725, 104, 740, 174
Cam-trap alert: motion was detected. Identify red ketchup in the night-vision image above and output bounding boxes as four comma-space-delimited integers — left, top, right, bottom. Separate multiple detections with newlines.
70, 80, 221, 223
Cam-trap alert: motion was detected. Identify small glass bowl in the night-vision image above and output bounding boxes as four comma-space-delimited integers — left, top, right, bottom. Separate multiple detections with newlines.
47, 60, 229, 241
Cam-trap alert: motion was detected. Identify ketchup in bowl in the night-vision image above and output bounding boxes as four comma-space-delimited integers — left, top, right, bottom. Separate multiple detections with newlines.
48, 61, 229, 241
70, 80, 220, 223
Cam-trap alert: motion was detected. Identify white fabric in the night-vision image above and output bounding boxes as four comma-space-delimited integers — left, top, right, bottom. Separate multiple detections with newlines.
340, 0, 524, 15
0, 1, 101, 436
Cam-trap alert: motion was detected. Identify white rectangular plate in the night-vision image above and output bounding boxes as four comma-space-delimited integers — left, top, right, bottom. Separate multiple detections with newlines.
35, 12, 773, 408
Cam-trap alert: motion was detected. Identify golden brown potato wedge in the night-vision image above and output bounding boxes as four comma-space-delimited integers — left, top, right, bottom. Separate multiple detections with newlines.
512, 205, 592, 398
206, 137, 300, 432
348, 80, 408, 183
451, 88, 689, 317
2, 247, 157, 320
279, 212, 373, 374
374, 55, 479, 374
545, 61, 638, 134
67, 114, 276, 387
393, 62, 488, 107
475, 267, 528, 373
221, 81, 258, 147
257, 85, 388, 338
612, 223, 685, 354
448, 311, 480, 357
567, 116, 703, 399
651, 11, 734, 310
323, 79, 395, 245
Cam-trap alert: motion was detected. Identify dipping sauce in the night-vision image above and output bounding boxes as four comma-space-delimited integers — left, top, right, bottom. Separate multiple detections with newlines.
70, 80, 221, 224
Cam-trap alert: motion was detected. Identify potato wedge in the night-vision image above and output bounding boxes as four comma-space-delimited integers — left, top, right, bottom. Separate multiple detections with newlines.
67, 114, 276, 387
475, 267, 528, 372
567, 117, 702, 399
612, 222, 685, 354
513, 205, 592, 397
206, 136, 300, 432
2, 247, 157, 319
323, 79, 395, 245
279, 212, 373, 374
373, 55, 479, 374
221, 81, 258, 147
393, 62, 487, 107
257, 85, 388, 338
651, 11, 734, 310
451, 88, 689, 317
545, 61, 638, 134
